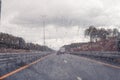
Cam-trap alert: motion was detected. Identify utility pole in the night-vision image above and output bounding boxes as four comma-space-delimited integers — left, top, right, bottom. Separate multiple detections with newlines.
0, 0, 1, 22
42, 15, 46, 51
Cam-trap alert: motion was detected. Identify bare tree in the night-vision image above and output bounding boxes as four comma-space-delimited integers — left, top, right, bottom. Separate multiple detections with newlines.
84, 26, 97, 42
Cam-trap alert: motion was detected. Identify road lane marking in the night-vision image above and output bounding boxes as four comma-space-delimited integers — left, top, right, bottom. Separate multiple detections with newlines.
77, 55, 120, 69
0, 54, 51, 80
77, 76, 82, 80
63, 59, 68, 63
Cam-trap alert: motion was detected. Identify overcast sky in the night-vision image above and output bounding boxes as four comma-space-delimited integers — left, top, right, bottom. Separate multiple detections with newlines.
0, 0, 120, 50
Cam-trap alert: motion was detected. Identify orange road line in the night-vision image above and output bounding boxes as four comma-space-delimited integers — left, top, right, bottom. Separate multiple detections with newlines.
0, 54, 51, 80
77, 55, 120, 69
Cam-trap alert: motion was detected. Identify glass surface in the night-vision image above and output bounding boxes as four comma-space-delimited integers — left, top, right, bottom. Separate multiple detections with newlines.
0, 0, 120, 80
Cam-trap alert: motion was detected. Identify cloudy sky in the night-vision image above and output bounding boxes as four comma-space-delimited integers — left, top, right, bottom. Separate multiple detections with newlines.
0, 0, 120, 50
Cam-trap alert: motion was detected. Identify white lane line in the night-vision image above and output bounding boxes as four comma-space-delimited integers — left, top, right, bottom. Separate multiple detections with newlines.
63, 59, 68, 63
77, 76, 82, 80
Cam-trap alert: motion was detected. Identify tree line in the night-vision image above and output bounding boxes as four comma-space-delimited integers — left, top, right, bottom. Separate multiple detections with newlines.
0, 32, 52, 51
84, 26, 120, 42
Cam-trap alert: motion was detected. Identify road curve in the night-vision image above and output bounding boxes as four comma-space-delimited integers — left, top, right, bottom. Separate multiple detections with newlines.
4, 53, 120, 80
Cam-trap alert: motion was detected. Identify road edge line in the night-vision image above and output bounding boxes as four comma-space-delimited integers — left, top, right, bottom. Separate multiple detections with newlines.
74, 55, 120, 69
0, 54, 51, 80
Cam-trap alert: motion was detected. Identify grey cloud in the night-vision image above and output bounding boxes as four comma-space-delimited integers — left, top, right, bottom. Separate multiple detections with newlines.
3, 0, 120, 28
3, 0, 116, 27
11, 7, 111, 27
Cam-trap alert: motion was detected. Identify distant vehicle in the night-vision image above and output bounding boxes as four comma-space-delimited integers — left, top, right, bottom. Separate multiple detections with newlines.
57, 47, 66, 55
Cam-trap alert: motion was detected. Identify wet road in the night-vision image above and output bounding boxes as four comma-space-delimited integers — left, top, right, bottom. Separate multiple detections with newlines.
4, 53, 120, 80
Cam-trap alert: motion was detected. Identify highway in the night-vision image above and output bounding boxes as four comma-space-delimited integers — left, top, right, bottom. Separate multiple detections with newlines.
0, 53, 120, 80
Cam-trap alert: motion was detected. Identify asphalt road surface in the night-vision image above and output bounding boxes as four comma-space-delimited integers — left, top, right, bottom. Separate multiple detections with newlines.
4, 53, 120, 80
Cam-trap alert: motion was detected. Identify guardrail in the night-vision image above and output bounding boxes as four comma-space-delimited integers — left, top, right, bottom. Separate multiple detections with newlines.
0, 52, 50, 76
70, 51, 120, 66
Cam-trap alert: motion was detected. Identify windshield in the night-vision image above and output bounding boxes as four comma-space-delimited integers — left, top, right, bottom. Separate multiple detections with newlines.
0, 0, 120, 80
